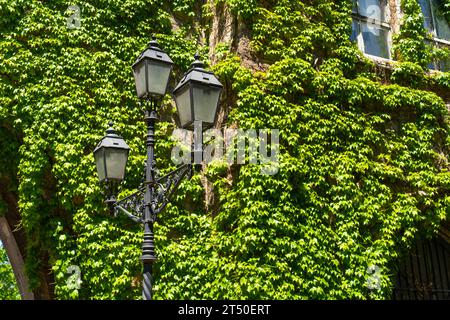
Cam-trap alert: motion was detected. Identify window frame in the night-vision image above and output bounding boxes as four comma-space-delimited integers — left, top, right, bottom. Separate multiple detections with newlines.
419, 0, 450, 43
351, 0, 393, 60
349, 0, 450, 71
419, 0, 450, 72
428, 40, 450, 72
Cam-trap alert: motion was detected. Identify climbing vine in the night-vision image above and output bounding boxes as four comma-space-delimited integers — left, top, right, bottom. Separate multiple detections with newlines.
0, 245, 20, 300
1, 0, 450, 300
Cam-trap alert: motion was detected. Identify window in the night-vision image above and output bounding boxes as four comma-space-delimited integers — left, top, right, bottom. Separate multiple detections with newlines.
428, 57, 450, 72
419, 0, 450, 41
351, 0, 392, 59
427, 41, 450, 71
419, 0, 450, 71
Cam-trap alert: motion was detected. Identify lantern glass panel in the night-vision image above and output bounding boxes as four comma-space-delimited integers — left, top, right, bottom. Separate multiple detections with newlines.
105, 148, 128, 180
147, 60, 172, 96
193, 85, 221, 124
174, 85, 192, 128
94, 148, 106, 182
133, 61, 146, 98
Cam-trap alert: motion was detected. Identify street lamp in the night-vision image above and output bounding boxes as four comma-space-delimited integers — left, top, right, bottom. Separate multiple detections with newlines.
173, 53, 223, 163
173, 53, 223, 130
93, 122, 130, 183
93, 122, 131, 207
132, 36, 173, 99
93, 36, 223, 300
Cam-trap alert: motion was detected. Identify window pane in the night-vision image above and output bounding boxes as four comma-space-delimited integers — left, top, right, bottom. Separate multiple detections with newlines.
361, 23, 390, 58
94, 148, 105, 181
438, 58, 450, 71
428, 61, 437, 70
147, 60, 171, 96
133, 61, 146, 99
105, 148, 128, 180
174, 85, 192, 128
419, 0, 435, 33
358, 0, 384, 21
431, 0, 450, 40
352, 0, 358, 13
351, 19, 359, 42
193, 85, 221, 125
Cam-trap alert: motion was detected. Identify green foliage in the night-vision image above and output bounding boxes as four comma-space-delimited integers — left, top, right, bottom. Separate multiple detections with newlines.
441, 0, 450, 21
224, 0, 260, 20
0, 0, 197, 299
393, 0, 450, 69
209, 53, 450, 298
391, 62, 427, 87
0, 244, 21, 300
394, 0, 431, 67
1, 0, 450, 300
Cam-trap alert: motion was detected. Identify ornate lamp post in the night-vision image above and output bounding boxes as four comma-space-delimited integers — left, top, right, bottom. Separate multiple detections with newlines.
93, 36, 222, 300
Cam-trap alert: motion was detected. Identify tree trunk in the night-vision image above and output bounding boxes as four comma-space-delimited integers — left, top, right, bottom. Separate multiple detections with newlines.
0, 216, 34, 300
0, 175, 53, 299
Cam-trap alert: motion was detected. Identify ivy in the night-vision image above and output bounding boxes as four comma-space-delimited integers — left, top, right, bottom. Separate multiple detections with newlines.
0, 245, 21, 300
1, 0, 450, 300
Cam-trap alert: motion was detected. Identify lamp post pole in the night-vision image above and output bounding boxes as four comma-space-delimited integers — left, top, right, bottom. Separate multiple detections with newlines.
93, 36, 223, 300
141, 98, 158, 300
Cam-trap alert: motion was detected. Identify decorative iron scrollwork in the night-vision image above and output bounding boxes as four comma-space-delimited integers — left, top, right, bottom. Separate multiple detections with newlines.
114, 187, 145, 223
114, 163, 192, 224
153, 163, 192, 215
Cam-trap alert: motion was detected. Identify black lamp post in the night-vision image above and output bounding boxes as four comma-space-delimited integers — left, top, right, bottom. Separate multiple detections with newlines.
93, 36, 223, 300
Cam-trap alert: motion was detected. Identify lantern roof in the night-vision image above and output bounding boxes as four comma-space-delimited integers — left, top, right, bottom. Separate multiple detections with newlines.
132, 36, 174, 70
93, 122, 131, 153
173, 53, 223, 93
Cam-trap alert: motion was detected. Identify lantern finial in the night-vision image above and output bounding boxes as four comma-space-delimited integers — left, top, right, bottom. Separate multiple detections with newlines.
148, 35, 159, 48
191, 53, 204, 69
106, 122, 116, 135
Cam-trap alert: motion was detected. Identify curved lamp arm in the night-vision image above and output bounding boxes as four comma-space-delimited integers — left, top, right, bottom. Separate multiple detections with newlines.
115, 205, 143, 224
110, 163, 193, 223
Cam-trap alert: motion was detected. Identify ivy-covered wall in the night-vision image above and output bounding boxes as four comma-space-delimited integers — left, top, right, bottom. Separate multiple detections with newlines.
1, 0, 450, 299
